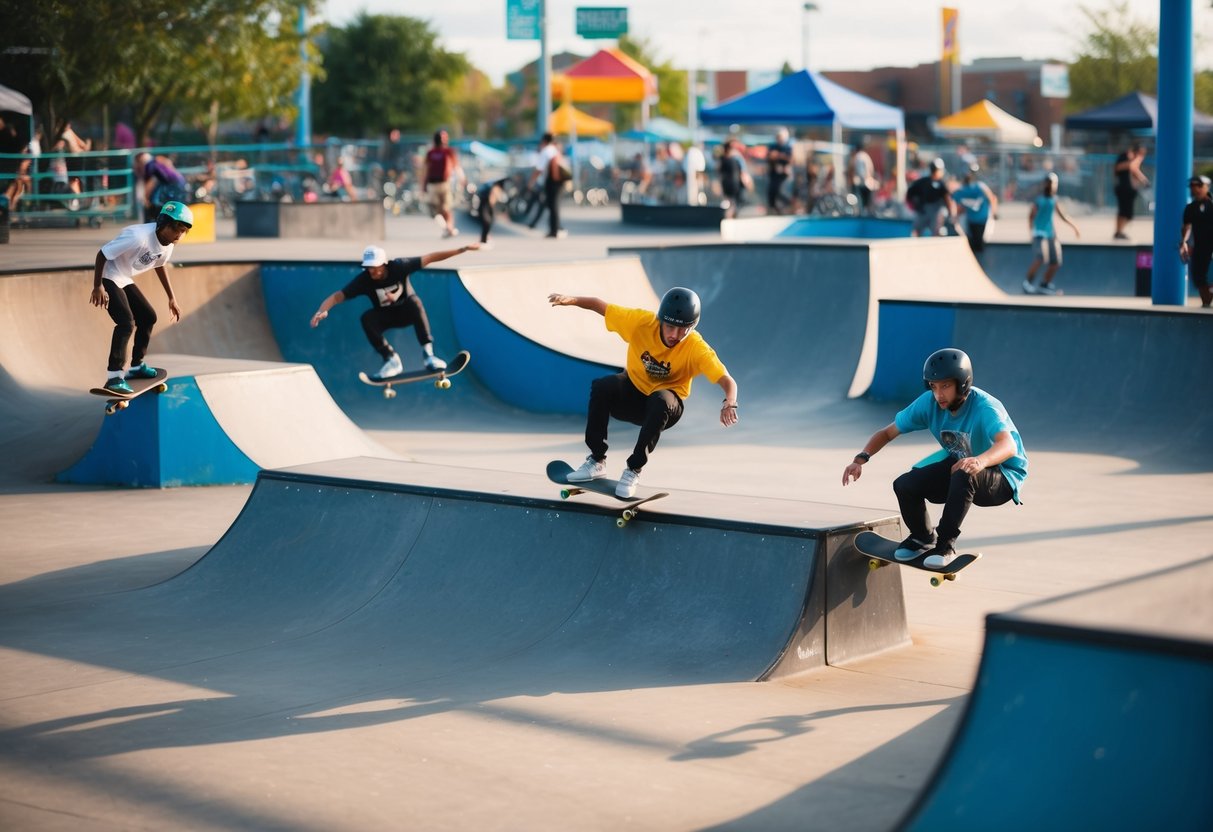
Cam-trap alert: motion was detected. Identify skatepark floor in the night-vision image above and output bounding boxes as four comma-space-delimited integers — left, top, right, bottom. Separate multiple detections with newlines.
3, 205, 1209, 832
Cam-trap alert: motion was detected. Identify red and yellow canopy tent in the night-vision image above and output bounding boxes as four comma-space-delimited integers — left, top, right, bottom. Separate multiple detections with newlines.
551, 48, 658, 106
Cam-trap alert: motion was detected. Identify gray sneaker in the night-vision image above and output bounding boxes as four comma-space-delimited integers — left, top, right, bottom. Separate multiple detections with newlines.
894, 535, 934, 561
616, 467, 641, 498
566, 455, 606, 482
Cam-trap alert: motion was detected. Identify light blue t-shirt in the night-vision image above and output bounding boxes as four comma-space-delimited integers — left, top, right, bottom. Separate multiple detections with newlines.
1031, 195, 1056, 238
954, 183, 991, 223
894, 386, 1028, 502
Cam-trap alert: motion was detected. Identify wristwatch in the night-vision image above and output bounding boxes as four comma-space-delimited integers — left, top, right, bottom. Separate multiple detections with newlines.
854, 452, 871, 463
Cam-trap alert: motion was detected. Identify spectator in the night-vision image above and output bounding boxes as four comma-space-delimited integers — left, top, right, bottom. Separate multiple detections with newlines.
137, 153, 189, 221
767, 127, 793, 215
1113, 142, 1149, 241
907, 158, 955, 237
953, 166, 1000, 254
422, 129, 460, 238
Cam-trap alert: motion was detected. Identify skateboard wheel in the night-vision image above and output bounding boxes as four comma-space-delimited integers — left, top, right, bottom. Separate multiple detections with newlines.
117, 400, 128, 411
616, 517, 628, 528
384, 387, 396, 399
622, 509, 635, 521
930, 576, 943, 587
105, 403, 117, 415
155, 383, 167, 393
868, 558, 881, 571
946, 573, 956, 582
436, 378, 451, 390
560, 489, 572, 499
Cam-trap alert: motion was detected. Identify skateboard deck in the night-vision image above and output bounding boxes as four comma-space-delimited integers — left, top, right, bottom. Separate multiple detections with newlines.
546, 460, 670, 528
854, 530, 981, 588
88, 368, 169, 415
359, 350, 470, 399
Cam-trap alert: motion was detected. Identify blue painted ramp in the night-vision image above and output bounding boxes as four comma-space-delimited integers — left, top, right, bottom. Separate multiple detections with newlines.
58, 355, 398, 487
868, 299, 1213, 465
898, 557, 1213, 831
58, 374, 259, 488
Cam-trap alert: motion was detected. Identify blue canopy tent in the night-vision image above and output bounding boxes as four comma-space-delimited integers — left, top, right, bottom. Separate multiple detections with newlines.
699, 70, 907, 197
1065, 91, 1213, 133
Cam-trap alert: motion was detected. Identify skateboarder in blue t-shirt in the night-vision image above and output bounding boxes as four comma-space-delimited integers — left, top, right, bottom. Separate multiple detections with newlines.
841, 348, 1028, 568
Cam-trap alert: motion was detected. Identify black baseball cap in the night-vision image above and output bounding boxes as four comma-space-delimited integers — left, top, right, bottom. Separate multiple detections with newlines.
1189, 175, 1211, 187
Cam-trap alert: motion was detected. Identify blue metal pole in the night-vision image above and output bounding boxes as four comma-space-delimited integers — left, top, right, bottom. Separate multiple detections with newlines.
295, 4, 312, 149
1151, 0, 1193, 306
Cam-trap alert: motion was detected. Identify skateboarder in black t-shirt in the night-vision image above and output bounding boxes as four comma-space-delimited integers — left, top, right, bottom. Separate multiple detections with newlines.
310, 243, 479, 379
1180, 175, 1213, 307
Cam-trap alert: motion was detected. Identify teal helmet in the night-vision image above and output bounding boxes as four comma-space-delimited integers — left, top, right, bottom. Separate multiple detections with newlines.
158, 201, 194, 227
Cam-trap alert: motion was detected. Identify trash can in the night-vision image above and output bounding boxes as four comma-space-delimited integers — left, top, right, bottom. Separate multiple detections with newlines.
1134, 247, 1152, 297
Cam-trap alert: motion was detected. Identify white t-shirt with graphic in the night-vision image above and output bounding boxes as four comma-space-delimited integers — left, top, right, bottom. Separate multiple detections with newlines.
100, 222, 173, 289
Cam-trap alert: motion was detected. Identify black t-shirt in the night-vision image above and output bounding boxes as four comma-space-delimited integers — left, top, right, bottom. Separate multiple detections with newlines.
341, 257, 422, 307
768, 142, 792, 177
907, 176, 948, 210
1115, 152, 1134, 192
1183, 197, 1213, 251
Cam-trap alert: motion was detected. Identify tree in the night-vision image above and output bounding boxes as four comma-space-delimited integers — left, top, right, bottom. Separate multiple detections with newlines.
1066, 1, 1157, 112
312, 14, 469, 139
0, 0, 319, 147
614, 35, 688, 132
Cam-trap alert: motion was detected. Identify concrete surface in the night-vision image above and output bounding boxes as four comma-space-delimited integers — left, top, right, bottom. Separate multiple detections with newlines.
1, 203, 1210, 832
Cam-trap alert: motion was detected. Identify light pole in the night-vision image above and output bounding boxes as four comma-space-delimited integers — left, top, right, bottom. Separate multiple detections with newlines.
802, 2, 819, 71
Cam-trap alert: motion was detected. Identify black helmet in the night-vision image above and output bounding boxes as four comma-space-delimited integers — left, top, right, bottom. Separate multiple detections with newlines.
923, 348, 973, 397
658, 287, 701, 328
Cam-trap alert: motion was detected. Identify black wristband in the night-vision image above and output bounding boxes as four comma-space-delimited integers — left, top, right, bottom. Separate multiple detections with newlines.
854, 452, 871, 463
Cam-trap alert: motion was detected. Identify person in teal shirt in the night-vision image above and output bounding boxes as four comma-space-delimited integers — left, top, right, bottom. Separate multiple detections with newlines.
953, 166, 999, 254
842, 348, 1028, 569
1023, 172, 1080, 294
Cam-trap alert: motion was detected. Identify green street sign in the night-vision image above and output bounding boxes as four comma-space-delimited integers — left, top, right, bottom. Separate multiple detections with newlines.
576, 7, 628, 39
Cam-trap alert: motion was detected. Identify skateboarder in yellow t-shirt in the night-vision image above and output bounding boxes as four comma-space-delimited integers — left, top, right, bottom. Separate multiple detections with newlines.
548, 287, 739, 498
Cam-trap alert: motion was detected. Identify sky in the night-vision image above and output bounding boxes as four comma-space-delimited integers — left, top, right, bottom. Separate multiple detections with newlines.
321, 0, 1213, 85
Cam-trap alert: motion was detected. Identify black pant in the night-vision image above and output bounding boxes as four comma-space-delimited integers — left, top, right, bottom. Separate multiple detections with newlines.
543, 177, 562, 235
360, 296, 432, 360
103, 279, 157, 372
478, 199, 495, 243
767, 173, 789, 212
892, 457, 1013, 545
585, 373, 684, 472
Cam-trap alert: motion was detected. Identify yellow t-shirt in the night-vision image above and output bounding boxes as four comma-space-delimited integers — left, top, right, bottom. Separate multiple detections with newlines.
605, 305, 727, 399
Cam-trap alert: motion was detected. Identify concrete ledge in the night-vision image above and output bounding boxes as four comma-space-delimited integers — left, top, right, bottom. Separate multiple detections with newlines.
235, 200, 384, 239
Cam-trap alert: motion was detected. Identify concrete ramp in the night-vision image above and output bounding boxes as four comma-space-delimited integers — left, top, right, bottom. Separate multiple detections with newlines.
898, 556, 1213, 831
625, 238, 1002, 413
1, 459, 914, 705
870, 298, 1213, 466
450, 257, 659, 412
58, 356, 399, 487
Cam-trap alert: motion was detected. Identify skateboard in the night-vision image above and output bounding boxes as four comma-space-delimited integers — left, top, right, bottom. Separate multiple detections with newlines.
88, 368, 169, 415
358, 350, 470, 399
854, 530, 981, 588
546, 460, 670, 528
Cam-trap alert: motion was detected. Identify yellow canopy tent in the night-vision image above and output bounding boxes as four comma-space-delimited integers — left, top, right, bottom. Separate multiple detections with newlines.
548, 102, 614, 138
935, 99, 1040, 146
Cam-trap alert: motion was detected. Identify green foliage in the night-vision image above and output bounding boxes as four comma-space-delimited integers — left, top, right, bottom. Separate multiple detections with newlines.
1066, 1, 1158, 112
0, 0, 319, 146
312, 13, 470, 139
615, 35, 688, 132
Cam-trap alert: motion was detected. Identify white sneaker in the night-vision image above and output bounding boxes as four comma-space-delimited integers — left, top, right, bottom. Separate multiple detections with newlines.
616, 468, 641, 498
443, 227, 459, 238
926, 550, 955, 570
566, 455, 606, 482
423, 354, 447, 372
1022, 280, 1037, 294
375, 354, 403, 379
1036, 283, 1061, 295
